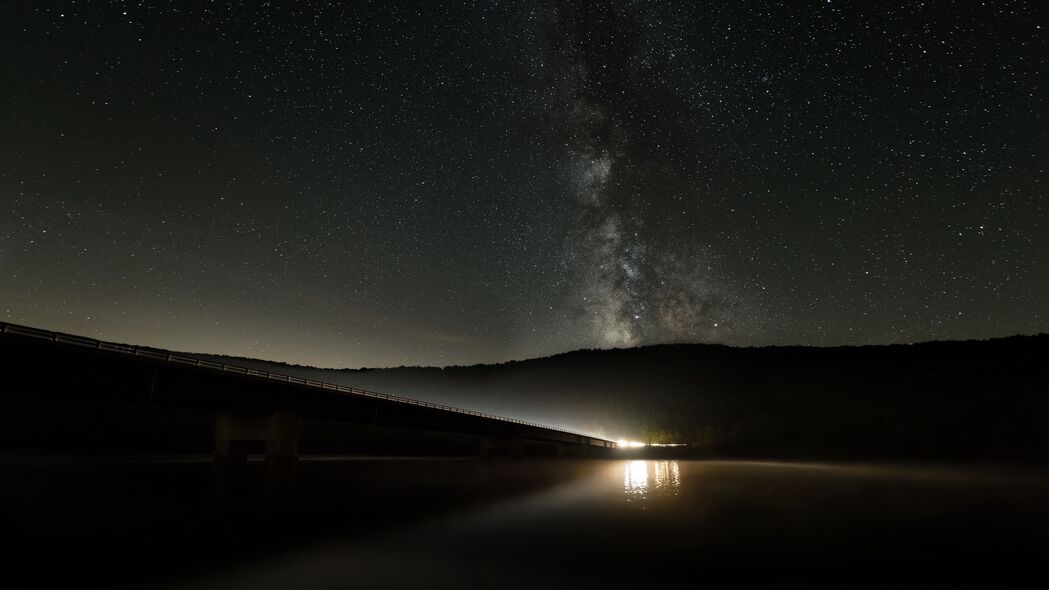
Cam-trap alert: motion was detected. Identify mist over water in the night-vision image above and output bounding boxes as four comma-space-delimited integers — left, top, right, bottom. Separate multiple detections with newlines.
113, 458, 1049, 589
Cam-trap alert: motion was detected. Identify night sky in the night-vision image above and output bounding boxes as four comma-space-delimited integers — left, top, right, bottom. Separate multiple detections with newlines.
2, 1, 1046, 368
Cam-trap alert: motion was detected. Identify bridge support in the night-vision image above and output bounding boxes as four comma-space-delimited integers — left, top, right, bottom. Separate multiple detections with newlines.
212, 412, 301, 511
214, 411, 302, 465
480, 435, 524, 458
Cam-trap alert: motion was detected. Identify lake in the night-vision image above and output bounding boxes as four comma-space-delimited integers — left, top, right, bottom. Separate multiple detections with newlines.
4, 457, 1048, 588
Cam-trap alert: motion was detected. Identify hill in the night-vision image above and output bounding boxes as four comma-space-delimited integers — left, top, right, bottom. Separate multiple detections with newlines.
196, 335, 1049, 462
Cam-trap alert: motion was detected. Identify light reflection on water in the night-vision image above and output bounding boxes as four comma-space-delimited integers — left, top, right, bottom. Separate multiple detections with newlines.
623, 460, 681, 501
654, 459, 682, 495
169, 460, 1049, 590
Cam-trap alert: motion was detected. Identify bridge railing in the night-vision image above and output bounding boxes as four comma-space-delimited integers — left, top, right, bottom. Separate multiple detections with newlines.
1, 322, 609, 442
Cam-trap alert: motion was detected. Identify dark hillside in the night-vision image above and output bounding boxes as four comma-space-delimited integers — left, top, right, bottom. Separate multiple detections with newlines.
199, 335, 1049, 462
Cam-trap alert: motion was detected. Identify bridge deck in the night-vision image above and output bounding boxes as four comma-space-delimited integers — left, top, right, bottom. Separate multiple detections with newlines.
0, 322, 617, 451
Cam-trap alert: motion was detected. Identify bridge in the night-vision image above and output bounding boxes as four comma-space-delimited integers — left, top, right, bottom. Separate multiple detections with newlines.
0, 322, 617, 463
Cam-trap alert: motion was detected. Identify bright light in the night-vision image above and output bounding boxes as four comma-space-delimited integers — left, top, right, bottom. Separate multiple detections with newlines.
616, 439, 647, 448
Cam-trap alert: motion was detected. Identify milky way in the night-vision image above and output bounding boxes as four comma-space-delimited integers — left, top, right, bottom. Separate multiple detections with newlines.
547, 3, 743, 347
2, 2, 1047, 367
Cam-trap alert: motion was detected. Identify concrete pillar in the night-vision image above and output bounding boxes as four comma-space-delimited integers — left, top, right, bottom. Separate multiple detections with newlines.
214, 411, 301, 464
212, 412, 301, 512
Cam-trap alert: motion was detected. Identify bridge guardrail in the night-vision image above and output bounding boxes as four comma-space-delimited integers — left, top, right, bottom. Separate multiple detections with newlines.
1, 322, 608, 442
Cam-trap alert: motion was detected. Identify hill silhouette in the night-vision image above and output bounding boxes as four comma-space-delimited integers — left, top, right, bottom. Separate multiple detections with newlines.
196, 335, 1049, 462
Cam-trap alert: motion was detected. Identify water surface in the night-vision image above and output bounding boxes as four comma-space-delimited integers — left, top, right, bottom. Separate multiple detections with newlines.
170, 459, 1049, 589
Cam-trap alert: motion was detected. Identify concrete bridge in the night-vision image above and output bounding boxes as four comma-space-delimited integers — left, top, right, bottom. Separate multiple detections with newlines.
0, 322, 617, 464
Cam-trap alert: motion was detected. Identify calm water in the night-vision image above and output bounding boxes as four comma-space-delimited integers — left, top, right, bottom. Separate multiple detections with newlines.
5, 458, 1049, 588
192, 459, 1048, 589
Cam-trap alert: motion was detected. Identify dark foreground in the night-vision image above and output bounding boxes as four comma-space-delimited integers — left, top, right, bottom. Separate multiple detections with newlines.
3, 457, 1048, 589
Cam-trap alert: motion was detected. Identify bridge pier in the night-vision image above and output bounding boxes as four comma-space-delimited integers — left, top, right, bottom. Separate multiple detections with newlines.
215, 411, 300, 487
214, 411, 302, 465
212, 412, 301, 511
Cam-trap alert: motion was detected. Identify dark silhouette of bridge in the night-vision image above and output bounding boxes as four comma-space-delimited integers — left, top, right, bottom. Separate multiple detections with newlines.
0, 322, 617, 462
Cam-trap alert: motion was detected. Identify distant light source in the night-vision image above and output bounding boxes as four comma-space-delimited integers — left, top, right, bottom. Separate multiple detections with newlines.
616, 439, 646, 448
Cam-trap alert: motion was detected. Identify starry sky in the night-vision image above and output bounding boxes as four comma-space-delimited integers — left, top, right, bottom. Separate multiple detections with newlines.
2, 1, 1047, 368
